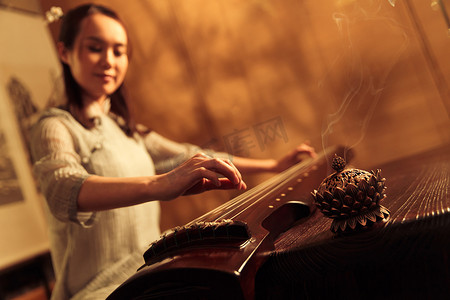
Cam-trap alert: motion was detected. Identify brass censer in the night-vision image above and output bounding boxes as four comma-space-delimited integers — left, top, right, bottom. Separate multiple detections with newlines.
311, 154, 390, 233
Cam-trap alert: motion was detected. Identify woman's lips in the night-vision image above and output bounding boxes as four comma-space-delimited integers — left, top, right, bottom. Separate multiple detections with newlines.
96, 73, 114, 82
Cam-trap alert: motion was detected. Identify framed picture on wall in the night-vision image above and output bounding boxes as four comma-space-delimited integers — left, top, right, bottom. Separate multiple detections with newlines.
0, 4, 61, 270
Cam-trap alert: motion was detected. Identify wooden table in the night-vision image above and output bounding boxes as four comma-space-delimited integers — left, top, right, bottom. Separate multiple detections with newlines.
255, 143, 450, 299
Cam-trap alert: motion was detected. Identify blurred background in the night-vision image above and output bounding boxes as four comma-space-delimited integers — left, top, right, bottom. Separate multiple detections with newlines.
1, 0, 449, 299
40, 0, 450, 230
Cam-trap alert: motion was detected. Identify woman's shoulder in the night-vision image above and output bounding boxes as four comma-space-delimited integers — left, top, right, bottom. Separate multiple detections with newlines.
38, 106, 71, 120
31, 107, 82, 137
33, 107, 77, 126
29, 108, 78, 156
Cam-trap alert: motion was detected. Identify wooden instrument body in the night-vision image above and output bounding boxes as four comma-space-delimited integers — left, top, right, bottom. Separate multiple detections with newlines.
108, 146, 346, 299
108, 144, 450, 299
256, 143, 450, 299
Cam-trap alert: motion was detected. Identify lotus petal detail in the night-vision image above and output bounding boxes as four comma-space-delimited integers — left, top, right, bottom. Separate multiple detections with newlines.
312, 154, 390, 233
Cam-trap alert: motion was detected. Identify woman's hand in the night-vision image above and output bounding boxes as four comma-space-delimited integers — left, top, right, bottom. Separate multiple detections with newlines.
228, 142, 317, 175
272, 142, 317, 173
156, 153, 247, 200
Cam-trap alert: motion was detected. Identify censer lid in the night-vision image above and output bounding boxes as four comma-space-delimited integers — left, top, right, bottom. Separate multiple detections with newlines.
317, 155, 376, 196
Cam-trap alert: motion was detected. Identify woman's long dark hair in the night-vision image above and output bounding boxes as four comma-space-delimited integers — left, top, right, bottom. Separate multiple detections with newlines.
58, 4, 133, 133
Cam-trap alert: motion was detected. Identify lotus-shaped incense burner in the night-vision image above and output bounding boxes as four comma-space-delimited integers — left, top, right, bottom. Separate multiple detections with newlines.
312, 155, 390, 233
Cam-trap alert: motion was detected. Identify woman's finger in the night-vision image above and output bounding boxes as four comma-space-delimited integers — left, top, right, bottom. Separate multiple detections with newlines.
184, 178, 246, 195
221, 158, 243, 183
296, 144, 317, 157
193, 167, 222, 187
198, 157, 242, 185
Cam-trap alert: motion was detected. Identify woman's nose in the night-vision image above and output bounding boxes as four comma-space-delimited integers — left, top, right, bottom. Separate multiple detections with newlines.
100, 49, 113, 68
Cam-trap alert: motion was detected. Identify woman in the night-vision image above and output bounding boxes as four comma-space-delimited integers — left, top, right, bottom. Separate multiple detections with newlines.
31, 4, 315, 299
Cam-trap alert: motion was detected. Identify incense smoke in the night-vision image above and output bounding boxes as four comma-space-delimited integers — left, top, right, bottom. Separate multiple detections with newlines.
320, 2, 409, 164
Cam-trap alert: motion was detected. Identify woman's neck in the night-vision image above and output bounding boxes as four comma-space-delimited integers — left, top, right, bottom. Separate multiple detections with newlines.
70, 95, 110, 128
82, 93, 108, 108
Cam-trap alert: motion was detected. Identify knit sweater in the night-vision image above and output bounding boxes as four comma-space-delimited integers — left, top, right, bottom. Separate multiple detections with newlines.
30, 105, 228, 299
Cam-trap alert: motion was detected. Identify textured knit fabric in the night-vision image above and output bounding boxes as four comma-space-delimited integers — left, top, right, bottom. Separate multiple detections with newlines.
30, 104, 230, 300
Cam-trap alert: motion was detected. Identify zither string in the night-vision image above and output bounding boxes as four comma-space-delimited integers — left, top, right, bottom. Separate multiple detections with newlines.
187, 148, 331, 226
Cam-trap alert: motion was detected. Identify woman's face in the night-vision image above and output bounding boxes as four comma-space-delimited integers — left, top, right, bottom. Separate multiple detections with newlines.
59, 13, 128, 103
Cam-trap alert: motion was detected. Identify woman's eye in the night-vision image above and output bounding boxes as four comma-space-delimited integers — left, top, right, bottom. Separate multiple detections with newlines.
114, 48, 126, 57
88, 46, 102, 52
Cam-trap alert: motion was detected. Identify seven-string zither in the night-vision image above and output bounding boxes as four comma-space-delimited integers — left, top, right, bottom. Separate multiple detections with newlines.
142, 145, 342, 265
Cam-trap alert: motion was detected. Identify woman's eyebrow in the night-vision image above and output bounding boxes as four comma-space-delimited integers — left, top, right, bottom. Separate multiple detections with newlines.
84, 36, 127, 47
84, 36, 103, 43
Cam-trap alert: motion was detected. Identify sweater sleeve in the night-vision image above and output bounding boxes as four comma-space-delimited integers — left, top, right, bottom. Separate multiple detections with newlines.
30, 117, 95, 227
143, 131, 232, 174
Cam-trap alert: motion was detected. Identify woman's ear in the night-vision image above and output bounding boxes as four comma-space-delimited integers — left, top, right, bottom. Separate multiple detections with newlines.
57, 42, 70, 64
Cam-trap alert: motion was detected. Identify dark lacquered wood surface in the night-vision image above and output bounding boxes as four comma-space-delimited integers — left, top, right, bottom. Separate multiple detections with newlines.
108, 144, 449, 299
255, 143, 450, 299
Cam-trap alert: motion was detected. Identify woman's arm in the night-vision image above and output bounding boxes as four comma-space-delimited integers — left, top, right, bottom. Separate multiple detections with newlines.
231, 142, 317, 174
77, 153, 246, 212
144, 131, 316, 175
32, 118, 245, 218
